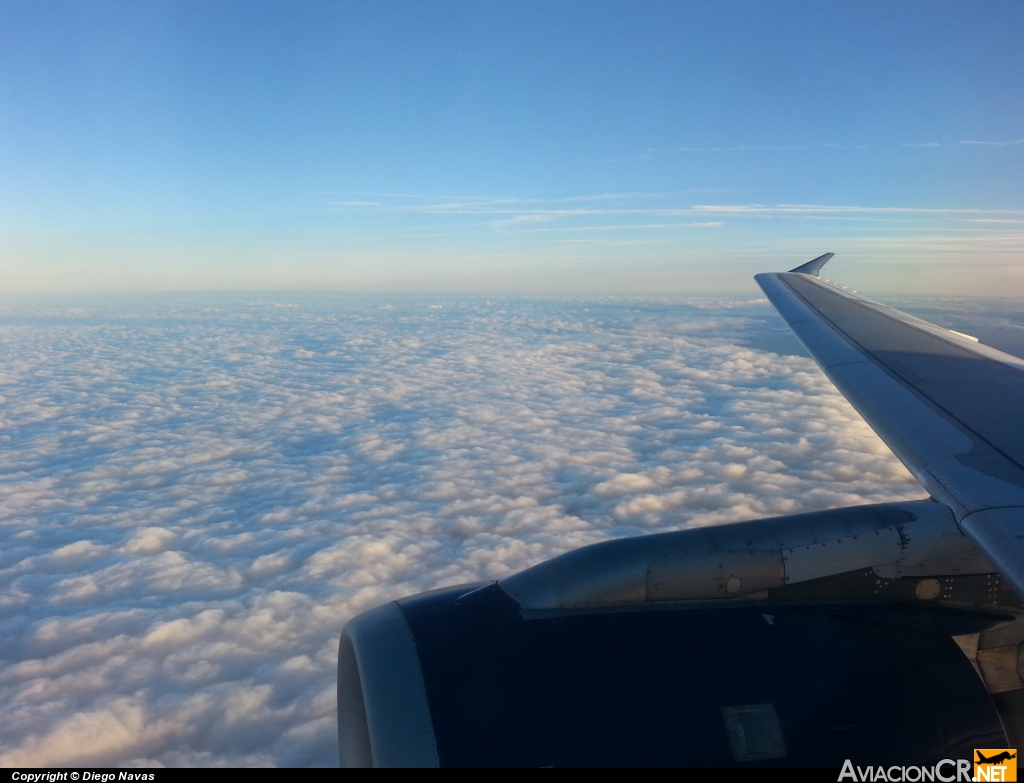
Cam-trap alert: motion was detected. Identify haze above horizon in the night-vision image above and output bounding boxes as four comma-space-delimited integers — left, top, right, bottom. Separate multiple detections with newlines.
2, 1, 1022, 295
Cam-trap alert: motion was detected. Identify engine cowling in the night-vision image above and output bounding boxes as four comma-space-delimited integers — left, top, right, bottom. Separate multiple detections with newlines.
338, 501, 1017, 767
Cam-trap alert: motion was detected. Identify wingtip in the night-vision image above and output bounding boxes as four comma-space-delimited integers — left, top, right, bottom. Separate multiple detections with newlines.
788, 253, 835, 277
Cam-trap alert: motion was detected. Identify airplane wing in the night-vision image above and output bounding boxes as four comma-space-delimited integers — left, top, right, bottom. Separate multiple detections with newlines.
755, 257, 1024, 598
337, 257, 1024, 767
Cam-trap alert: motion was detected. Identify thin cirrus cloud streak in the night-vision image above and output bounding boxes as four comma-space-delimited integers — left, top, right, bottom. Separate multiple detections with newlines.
654, 140, 1007, 152
330, 197, 1024, 219
961, 138, 1024, 147
689, 204, 1024, 215
668, 145, 810, 152
515, 223, 726, 232
321, 195, 1024, 283
331, 192, 671, 208
3, 292, 978, 767
663, 139, 1024, 151
331, 197, 1024, 247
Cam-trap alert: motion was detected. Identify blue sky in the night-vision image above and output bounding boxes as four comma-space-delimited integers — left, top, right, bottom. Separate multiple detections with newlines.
1, 1, 1022, 294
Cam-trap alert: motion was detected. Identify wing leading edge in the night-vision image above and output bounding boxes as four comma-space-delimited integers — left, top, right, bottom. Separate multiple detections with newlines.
756, 257, 1024, 598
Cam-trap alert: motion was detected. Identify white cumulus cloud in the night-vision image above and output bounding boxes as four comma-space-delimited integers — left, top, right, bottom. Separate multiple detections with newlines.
0, 292, 1018, 766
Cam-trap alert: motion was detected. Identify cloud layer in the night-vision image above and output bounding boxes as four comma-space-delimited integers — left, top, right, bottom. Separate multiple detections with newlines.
0, 293, 957, 766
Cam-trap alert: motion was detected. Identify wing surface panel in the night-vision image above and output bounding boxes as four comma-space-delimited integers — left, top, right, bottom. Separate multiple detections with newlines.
757, 266, 1024, 598
783, 274, 1024, 477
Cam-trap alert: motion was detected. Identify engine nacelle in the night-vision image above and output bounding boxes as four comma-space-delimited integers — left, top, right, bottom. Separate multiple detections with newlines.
338, 501, 1014, 767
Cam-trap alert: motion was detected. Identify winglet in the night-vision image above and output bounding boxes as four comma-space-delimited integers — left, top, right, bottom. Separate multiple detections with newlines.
788, 253, 835, 276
